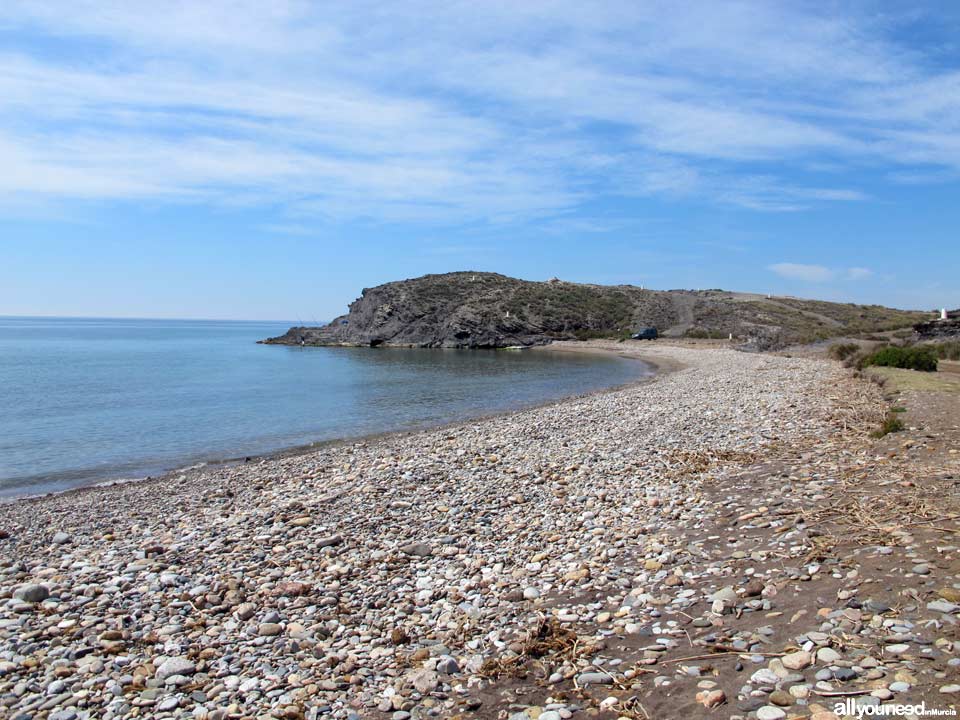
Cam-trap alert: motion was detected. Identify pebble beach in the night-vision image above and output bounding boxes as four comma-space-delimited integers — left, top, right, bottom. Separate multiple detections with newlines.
2, 342, 958, 720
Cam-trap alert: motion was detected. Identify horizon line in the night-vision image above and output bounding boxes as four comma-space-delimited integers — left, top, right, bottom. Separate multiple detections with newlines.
0, 314, 307, 323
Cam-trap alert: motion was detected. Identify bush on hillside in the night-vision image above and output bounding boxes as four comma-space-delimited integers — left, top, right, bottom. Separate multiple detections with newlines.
860, 345, 938, 372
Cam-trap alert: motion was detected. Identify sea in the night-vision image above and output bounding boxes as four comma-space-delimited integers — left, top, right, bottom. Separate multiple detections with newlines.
0, 316, 650, 497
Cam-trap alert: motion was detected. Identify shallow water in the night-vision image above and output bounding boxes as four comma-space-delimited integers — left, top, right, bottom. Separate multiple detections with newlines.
0, 317, 650, 496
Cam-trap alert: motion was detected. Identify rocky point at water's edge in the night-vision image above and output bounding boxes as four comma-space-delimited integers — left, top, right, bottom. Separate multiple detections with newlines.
259, 272, 927, 349
1, 341, 959, 720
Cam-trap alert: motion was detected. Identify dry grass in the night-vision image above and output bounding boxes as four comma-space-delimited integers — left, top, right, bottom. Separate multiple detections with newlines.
478, 617, 593, 679
801, 466, 960, 558
866, 366, 960, 393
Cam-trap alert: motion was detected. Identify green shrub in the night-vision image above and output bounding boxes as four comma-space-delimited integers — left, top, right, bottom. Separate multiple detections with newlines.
860, 345, 938, 372
828, 342, 859, 361
871, 412, 905, 438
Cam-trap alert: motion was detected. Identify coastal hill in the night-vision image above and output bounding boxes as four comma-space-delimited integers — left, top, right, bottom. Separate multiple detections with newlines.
263, 271, 929, 348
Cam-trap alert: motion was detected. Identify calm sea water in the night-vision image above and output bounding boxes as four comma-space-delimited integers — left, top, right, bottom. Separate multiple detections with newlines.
0, 317, 649, 497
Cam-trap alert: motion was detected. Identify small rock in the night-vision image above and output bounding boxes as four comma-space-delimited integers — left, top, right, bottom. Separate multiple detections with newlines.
696, 689, 726, 708
832, 667, 857, 681
409, 669, 439, 694
577, 672, 614, 685
781, 650, 812, 670
927, 600, 959, 614
156, 658, 196, 681
258, 623, 283, 636
436, 656, 460, 674
400, 542, 432, 557
937, 588, 960, 603
750, 668, 780, 686
235, 602, 256, 621
13, 584, 49, 604
756, 707, 787, 720
768, 690, 793, 707
816, 647, 841, 664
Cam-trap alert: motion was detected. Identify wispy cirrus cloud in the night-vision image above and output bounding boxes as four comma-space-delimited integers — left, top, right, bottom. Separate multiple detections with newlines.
769, 263, 837, 283
769, 263, 875, 283
0, 1, 957, 223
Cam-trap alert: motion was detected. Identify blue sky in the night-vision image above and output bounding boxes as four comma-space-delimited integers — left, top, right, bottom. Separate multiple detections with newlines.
0, 1, 957, 320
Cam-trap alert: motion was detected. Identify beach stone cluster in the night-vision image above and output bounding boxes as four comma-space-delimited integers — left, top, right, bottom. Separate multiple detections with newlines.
1, 342, 957, 720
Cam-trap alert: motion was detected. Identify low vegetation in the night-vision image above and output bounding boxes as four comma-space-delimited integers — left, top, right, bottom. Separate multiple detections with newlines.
871, 412, 906, 438
865, 366, 960, 394
860, 345, 939, 372
932, 340, 960, 361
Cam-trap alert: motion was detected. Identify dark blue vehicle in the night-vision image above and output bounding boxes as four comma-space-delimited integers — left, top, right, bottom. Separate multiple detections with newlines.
631, 327, 658, 340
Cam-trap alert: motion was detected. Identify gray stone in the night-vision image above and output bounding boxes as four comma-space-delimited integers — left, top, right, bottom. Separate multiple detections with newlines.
816, 647, 841, 663
13, 584, 49, 603
577, 671, 614, 685
750, 668, 780, 686
436, 655, 460, 674
155, 658, 196, 681
409, 669, 439, 693
400, 542, 432, 557
756, 707, 787, 720
157, 696, 180, 711
832, 667, 857, 681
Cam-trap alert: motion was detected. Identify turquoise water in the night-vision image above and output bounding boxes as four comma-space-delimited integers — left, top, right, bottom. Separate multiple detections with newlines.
0, 317, 649, 497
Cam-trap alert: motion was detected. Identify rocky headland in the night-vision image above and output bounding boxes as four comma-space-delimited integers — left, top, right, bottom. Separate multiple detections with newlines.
2, 342, 958, 720
261, 273, 927, 349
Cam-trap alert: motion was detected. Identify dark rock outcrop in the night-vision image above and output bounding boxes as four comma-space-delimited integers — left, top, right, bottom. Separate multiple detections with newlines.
915, 310, 960, 339
261, 271, 928, 349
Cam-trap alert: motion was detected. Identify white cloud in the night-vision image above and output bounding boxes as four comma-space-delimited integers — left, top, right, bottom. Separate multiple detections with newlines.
0, 1, 957, 221
768, 263, 836, 283
769, 263, 877, 283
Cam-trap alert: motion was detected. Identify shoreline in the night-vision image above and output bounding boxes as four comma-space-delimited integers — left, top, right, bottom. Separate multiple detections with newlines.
1, 341, 667, 507
6, 344, 954, 718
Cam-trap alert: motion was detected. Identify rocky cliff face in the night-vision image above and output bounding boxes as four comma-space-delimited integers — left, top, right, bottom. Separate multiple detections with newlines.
261, 271, 929, 349
915, 311, 960, 339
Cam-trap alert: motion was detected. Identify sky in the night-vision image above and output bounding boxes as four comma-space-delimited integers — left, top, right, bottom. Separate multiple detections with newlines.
0, 1, 958, 320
